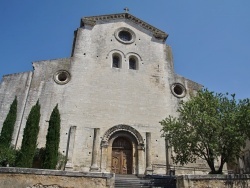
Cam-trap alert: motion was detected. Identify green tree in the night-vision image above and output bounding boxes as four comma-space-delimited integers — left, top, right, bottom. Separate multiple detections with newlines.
160, 89, 250, 174
0, 144, 16, 167
0, 97, 17, 166
43, 104, 61, 169
0, 97, 17, 147
16, 100, 41, 168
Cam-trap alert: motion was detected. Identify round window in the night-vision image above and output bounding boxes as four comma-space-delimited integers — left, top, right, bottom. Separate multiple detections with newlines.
115, 27, 135, 44
118, 31, 132, 41
54, 70, 71, 85
171, 83, 186, 98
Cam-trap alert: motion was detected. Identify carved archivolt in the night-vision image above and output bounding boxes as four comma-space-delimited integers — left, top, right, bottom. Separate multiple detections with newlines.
101, 124, 144, 148
126, 52, 143, 61
107, 50, 143, 63
106, 49, 126, 59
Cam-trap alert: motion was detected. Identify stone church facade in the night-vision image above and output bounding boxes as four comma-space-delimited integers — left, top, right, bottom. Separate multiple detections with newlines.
0, 13, 202, 175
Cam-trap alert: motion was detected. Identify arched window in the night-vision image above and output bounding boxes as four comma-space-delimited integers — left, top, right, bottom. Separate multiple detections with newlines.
129, 57, 138, 70
112, 55, 121, 68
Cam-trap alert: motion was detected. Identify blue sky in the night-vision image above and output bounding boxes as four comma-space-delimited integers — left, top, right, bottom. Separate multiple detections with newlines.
0, 1, 249, 99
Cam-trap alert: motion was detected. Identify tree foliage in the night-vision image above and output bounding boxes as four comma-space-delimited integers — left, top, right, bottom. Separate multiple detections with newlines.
32, 147, 46, 168
0, 144, 16, 167
16, 100, 41, 168
160, 89, 250, 174
43, 104, 61, 169
0, 97, 17, 147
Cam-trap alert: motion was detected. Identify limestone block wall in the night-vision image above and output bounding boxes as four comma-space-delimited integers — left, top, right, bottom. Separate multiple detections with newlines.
66, 19, 196, 172
236, 139, 250, 174
15, 58, 72, 149
0, 167, 114, 188
0, 72, 32, 147
177, 174, 250, 188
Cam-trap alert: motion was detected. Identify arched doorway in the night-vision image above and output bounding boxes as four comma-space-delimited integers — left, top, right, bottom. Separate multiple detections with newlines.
111, 137, 132, 174
101, 124, 145, 174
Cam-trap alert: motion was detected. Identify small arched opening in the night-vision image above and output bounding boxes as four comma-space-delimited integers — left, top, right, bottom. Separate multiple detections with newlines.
129, 56, 138, 70
112, 53, 122, 68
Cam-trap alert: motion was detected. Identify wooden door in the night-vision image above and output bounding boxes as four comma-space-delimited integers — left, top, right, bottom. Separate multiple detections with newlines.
111, 137, 132, 174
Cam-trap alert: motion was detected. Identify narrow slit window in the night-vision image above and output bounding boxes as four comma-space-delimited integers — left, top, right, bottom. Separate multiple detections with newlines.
129, 58, 137, 70
113, 56, 120, 68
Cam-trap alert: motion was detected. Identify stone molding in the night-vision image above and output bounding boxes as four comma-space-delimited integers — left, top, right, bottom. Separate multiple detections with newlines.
178, 174, 250, 180
0, 167, 113, 178
114, 27, 136, 44
81, 13, 168, 41
125, 52, 143, 61
82, 18, 96, 27
101, 124, 144, 148
177, 174, 250, 188
106, 49, 126, 58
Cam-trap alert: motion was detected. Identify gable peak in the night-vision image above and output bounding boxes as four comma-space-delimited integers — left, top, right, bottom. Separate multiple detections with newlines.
81, 13, 168, 41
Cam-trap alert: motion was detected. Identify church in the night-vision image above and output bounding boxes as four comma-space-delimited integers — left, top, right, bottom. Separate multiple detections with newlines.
0, 12, 202, 175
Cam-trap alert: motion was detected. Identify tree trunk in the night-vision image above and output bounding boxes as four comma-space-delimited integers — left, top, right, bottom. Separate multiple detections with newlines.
207, 160, 225, 174
206, 159, 216, 174
216, 158, 225, 174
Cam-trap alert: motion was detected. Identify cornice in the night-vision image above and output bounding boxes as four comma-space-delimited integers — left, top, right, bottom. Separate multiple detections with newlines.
81, 13, 168, 41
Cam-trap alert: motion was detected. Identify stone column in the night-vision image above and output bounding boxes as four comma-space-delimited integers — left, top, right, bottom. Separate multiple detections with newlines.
146, 132, 153, 174
165, 138, 170, 174
100, 141, 109, 172
165, 137, 174, 175
90, 128, 100, 171
65, 126, 77, 171
137, 144, 145, 175
14, 72, 33, 149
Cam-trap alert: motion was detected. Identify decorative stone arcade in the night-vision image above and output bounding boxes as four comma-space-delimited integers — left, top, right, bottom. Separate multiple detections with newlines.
101, 125, 145, 175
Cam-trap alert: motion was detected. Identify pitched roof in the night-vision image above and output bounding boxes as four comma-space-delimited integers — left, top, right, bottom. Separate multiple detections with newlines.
81, 13, 168, 41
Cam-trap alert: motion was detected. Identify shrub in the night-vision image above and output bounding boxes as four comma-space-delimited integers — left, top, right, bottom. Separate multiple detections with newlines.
0, 97, 17, 147
16, 101, 41, 168
43, 104, 61, 169
0, 144, 16, 167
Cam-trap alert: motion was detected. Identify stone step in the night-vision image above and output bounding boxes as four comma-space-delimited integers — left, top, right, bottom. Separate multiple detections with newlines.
115, 174, 151, 188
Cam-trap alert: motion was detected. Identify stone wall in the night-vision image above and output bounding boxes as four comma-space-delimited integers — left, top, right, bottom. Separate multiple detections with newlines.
0, 71, 33, 147
0, 167, 114, 188
177, 174, 250, 188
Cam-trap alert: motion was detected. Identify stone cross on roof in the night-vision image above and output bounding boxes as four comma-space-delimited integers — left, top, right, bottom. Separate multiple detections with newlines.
124, 7, 129, 13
